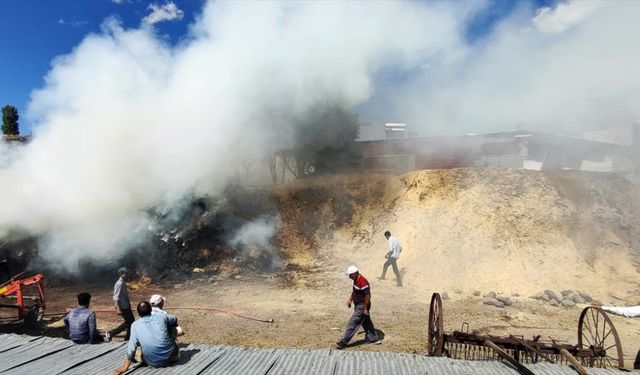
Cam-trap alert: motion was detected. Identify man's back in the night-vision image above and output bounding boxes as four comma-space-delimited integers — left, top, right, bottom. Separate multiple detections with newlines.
64, 306, 97, 344
128, 313, 177, 366
151, 306, 167, 316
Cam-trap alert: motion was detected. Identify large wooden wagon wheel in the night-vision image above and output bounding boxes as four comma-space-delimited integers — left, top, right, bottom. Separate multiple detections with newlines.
577, 307, 624, 368
428, 292, 444, 356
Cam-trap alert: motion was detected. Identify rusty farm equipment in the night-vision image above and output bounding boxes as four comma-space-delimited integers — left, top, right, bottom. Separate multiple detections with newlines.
0, 273, 46, 325
427, 292, 624, 370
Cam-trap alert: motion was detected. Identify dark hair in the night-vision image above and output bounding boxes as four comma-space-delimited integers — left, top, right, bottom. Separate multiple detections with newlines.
384, 231, 391, 237
77, 292, 91, 307
137, 301, 152, 317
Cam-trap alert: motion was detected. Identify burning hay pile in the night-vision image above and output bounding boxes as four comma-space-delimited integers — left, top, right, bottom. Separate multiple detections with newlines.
3, 167, 640, 303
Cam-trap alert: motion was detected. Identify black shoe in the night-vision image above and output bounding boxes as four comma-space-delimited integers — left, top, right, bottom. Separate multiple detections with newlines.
335, 341, 347, 349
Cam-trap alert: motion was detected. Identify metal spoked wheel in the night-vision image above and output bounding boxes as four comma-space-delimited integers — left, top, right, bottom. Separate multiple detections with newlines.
577, 307, 624, 368
428, 292, 444, 356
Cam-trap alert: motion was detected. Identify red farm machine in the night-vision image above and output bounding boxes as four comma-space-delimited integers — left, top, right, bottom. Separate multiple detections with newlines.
0, 272, 46, 325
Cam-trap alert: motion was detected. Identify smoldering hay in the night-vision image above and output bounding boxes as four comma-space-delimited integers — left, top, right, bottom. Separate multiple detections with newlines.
2, 0, 640, 272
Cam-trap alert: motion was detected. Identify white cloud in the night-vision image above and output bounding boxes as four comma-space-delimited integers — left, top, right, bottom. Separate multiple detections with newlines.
112, 0, 127, 4
142, 1, 184, 25
58, 18, 88, 28
533, 0, 603, 34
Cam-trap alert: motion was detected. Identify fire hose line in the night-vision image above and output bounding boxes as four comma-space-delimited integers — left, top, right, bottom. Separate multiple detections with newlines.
64, 306, 274, 323
171, 306, 274, 323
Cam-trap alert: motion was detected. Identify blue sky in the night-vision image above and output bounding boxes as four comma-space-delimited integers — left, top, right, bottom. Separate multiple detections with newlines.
0, 0, 204, 134
0, 0, 553, 135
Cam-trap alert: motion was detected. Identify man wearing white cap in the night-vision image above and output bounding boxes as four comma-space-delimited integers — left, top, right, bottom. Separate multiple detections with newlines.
150, 294, 184, 337
150, 295, 167, 316
336, 265, 381, 349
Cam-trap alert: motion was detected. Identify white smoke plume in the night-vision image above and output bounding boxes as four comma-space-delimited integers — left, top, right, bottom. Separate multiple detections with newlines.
0, 141, 20, 169
230, 216, 279, 248
0, 1, 465, 271
366, 0, 640, 135
229, 215, 281, 270
3, 0, 639, 272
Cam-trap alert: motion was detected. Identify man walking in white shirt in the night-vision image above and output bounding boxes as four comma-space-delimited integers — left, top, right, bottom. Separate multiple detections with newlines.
379, 231, 403, 287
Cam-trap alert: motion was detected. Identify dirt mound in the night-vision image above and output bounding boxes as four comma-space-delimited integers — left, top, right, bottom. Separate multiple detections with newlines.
273, 169, 640, 301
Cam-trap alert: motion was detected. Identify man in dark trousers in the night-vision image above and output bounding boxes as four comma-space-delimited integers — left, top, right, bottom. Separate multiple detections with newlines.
106, 267, 134, 341
336, 265, 381, 349
64, 292, 102, 344
379, 231, 403, 287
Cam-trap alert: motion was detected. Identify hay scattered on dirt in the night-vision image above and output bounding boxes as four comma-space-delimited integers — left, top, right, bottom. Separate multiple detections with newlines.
273, 169, 640, 300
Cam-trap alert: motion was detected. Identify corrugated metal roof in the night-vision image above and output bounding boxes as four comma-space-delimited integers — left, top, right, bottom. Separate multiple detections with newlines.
415, 355, 521, 375
527, 363, 628, 375
334, 350, 422, 375
132, 344, 225, 375
0, 333, 40, 354
0, 336, 74, 373
0, 334, 632, 375
269, 348, 334, 375
60, 343, 128, 375
7, 340, 123, 374
199, 347, 278, 375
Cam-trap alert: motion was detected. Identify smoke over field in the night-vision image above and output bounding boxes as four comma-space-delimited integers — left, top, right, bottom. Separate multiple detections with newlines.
0, 2, 462, 271
1, 1, 639, 273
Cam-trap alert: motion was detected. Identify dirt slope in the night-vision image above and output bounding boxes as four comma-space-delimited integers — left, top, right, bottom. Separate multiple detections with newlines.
35, 168, 640, 365
273, 169, 640, 302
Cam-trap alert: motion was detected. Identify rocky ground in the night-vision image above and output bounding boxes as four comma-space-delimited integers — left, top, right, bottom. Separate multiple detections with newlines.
29, 268, 640, 368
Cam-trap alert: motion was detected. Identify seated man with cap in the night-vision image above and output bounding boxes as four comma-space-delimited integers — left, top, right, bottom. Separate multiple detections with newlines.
150, 294, 184, 337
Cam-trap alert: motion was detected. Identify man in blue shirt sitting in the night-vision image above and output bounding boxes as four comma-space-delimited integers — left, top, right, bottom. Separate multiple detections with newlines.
63, 292, 102, 344
112, 301, 180, 375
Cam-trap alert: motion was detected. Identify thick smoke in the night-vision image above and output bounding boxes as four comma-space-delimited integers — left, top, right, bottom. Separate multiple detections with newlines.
229, 216, 281, 271
3, 0, 637, 272
0, 1, 465, 271
0, 141, 21, 169
364, 0, 640, 134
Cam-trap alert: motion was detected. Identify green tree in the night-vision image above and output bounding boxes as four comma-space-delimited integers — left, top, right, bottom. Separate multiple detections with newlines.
1, 105, 19, 136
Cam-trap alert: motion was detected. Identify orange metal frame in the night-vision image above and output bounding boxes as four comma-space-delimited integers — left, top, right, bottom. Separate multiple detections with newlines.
0, 274, 46, 320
